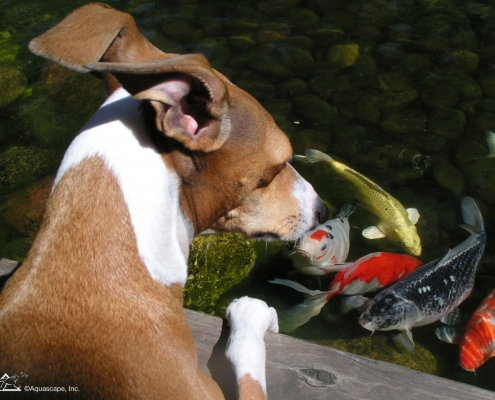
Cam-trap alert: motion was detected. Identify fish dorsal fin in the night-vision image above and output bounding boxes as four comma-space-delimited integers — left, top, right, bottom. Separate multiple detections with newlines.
487, 131, 495, 156
269, 279, 331, 298
394, 329, 415, 351
435, 326, 463, 345
440, 308, 462, 325
340, 295, 369, 313
438, 233, 480, 267
305, 149, 392, 199
343, 252, 382, 279
407, 208, 420, 225
362, 226, 386, 239
461, 196, 484, 233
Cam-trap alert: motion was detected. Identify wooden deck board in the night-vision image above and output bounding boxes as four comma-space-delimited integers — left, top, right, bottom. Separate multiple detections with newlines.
186, 309, 495, 400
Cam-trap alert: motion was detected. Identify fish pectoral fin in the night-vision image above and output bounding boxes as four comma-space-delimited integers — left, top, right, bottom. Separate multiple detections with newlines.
393, 329, 415, 351
362, 226, 386, 239
458, 223, 477, 235
406, 208, 420, 225
293, 154, 309, 163
440, 308, 462, 325
340, 295, 369, 313
487, 131, 495, 155
435, 326, 463, 345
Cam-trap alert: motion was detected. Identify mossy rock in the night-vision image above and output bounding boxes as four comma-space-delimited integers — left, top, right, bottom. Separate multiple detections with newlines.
283, 8, 319, 35
0, 32, 21, 64
292, 94, 339, 128
192, 37, 231, 69
420, 83, 460, 109
447, 73, 482, 99
380, 88, 418, 114
0, 65, 28, 108
309, 74, 351, 101
330, 89, 380, 124
326, 44, 359, 69
184, 233, 257, 314
0, 176, 54, 237
438, 50, 479, 74
428, 108, 466, 141
290, 128, 330, 155
1, 237, 34, 263
429, 155, 464, 194
380, 106, 427, 135
277, 78, 308, 98
0, 147, 54, 191
227, 34, 257, 52
479, 72, 495, 98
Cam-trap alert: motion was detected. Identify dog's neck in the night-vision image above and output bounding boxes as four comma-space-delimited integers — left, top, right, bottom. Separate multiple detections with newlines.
54, 88, 194, 286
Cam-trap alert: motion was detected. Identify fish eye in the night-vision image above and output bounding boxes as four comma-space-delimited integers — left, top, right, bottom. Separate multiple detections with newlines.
321, 244, 327, 251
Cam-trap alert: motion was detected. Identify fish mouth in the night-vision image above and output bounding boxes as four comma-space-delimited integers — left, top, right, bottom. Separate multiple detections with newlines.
294, 249, 312, 259
358, 314, 375, 331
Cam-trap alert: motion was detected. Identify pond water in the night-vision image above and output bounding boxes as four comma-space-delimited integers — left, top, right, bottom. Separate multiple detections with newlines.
1, 0, 495, 393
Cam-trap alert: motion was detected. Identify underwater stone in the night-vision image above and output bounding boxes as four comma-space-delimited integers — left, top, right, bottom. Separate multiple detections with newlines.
381, 107, 427, 135
290, 128, 330, 155
420, 83, 460, 109
283, 7, 319, 35
450, 29, 479, 51
403, 133, 446, 153
183, 233, 256, 313
353, 153, 388, 170
282, 36, 314, 52
256, 0, 301, 16
380, 88, 418, 114
0, 33, 20, 64
159, 18, 203, 42
192, 37, 231, 69
378, 72, 416, 91
330, 89, 380, 124
277, 78, 308, 98
248, 58, 293, 79
0, 65, 28, 108
463, 112, 495, 143
428, 108, 466, 141
309, 74, 351, 101
0, 176, 54, 237
224, 6, 263, 30
226, 34, 257, 52
385, 24, 413, 41
306, 22, 346, 48
1, 237, 34, 263
387, 165, 425, 186
454, 141, 495, 205
0, 147, 54, 190
351, 54, 378, 78
236, 80, 277, 99
376, 42, 408, 64
262, 98, 293, 119
429, 155, 464, 194
326, 44, 359, 69
330, 123, 368, 158
438, 50, 479, 74
447, 73, 482, 99
479, 72, 495, 98
401, 53, 434, 72
372, 144, 423, 167
292, 94, 339, 129
257, 28, 287, 44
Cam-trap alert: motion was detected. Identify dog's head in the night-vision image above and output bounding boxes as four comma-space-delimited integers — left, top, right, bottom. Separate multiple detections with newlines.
29, 3, 327, 241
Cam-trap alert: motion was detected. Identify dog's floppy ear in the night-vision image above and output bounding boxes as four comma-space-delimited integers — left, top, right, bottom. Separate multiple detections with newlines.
85, 55, 231, 152
28, 3, 164, 73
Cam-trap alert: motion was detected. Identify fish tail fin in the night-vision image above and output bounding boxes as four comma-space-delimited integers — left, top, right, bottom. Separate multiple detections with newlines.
293, 154, 309, 163
337, 203, 356, 219
460, 197, 484, 234
305, 149, 336, 164
487, 131, 495, 156
269, 278, 331, 332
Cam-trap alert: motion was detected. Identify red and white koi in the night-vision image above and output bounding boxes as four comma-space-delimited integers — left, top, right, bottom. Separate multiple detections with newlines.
436, 288, 495, 371
271, 252, 423, 332
286, 203, 355, 276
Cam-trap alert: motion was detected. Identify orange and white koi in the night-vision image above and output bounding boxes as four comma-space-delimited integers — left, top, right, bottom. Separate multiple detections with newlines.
271, 252, 423, 332
286, 203, 355, 276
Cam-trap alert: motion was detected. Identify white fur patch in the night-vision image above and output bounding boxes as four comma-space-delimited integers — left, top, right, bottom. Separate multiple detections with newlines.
54, 88, 193, 286
226, 297, 279, 394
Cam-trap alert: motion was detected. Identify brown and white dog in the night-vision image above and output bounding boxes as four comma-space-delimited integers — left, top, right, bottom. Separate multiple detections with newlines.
0, 3, 327, 399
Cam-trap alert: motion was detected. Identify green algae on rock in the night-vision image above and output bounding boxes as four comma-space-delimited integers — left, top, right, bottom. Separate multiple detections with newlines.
0, 65, 28, 108
326, 44, 359, 69
184, 233, 257, 314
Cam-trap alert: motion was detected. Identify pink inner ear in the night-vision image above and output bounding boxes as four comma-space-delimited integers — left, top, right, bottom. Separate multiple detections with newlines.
180, 115, 199, 136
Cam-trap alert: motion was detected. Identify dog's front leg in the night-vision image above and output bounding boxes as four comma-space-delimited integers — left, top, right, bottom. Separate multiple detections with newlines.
225, 297, 278, 400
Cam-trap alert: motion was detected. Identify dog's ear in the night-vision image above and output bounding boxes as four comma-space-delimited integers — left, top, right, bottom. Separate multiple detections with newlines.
85, 55, 231, 152
28, 3, 164, 73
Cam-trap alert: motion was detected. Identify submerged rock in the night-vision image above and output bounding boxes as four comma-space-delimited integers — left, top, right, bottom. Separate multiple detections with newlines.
428, 108, 466, 141
0, 65, 28, 108
292, 94, 339, 128
326, 43, 359, 69
1, 237, 34, 263
184, 233, 257, 313
0, 176, 54, 237
429, 155, 464, 194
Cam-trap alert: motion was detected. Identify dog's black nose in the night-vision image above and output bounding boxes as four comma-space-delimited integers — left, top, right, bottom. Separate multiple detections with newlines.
315, 197, 329, 223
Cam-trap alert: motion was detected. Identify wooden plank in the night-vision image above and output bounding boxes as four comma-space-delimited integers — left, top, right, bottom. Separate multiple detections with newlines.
186, 308, 495, 400
0, 258, 19, 277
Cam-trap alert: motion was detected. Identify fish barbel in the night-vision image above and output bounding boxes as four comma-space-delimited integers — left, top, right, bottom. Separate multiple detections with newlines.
270, 252, 423, 332
295, 149, 421, 256
358, 196, 486, 351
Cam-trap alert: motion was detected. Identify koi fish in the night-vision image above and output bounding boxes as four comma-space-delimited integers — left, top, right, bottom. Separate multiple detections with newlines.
295, 149, 421, 256
270, 252, 423, 332
358, 197, 486, 351
287, 203, 355, 276
437, 288, 495, 371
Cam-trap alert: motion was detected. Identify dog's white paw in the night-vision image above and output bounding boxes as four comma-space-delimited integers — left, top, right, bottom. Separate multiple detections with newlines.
227, 296, 279, 335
